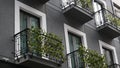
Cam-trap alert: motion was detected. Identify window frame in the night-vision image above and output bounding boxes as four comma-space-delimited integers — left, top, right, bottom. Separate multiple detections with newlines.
64, 24, 88, 68
15, 0, 47, 34
99, 40, 119, 65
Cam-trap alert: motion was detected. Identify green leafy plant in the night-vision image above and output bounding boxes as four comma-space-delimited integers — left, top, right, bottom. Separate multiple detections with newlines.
28, 27, 65, 63
78, 0, 93, 11
78, 46, 107, 68
106, 14, 120, 27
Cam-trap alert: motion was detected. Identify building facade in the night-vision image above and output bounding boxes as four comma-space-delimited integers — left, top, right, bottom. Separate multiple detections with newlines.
0, 0, 120, 68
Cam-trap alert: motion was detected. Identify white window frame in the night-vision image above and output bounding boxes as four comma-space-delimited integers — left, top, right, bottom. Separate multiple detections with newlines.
99, 40, 119, 65
15, 0, 47, 34
15, 0, 47, 58
64, 24, 88, 68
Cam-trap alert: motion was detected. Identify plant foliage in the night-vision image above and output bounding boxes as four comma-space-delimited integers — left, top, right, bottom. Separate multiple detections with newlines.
78, 46, 107, 68
106, 14, 120, 27
78, 0, 93, 11
28, 27, 65, 63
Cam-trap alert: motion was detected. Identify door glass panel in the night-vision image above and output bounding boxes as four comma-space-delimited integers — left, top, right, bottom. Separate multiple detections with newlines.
20, 11, 27, 54
20, 11, 27, 31
30, 16, 39, 28
68, 32, 82, 52
68, 32, 83, 68
20, 11, 40, 55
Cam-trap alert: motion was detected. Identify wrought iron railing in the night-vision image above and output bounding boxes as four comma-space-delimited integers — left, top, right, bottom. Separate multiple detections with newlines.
67, 49, 120, 68
14, 28, 64, 64
62, 0, 93, 12
95, 8, 120, 30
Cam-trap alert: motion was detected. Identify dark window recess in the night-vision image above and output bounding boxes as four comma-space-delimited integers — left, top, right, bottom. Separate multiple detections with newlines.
102, 47, 114, 66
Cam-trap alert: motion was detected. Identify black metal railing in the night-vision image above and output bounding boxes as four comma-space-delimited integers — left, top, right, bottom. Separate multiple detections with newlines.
62, 0, 93, 12
67, 49, 120, 68
67, 50, 84, 68
95, 8, 120, 30
108, 64, 120, 68
14, 28, 63, 64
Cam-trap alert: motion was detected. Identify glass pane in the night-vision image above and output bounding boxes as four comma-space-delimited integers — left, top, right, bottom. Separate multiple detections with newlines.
68, 32, 82, 52
30, 16, 39, 28
20, 11, 40, 55
20, 31, 27, 54
20, 11, 27, 31
20, 11, 28, 55
68, 32, 83, 68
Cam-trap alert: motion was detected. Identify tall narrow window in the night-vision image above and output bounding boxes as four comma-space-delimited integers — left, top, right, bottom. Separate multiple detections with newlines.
99, 40, 118, 68
68, 32, 83, 68
102, 47, 114, 66
20, 11, 40, 54
93, 1, 104, 27
64, 24, 87, 68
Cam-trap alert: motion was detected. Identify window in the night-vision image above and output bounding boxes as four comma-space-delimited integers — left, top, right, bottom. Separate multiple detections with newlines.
20, 10, 40, 30
15, 0, 47, 34
20, 11, 40, 54
99, 40, 118, 66
64, 24, 87, 68
113, 3, 120, 18
68, 32, 84, 68
93, 1, 104, 27
15, 0, 47, 57
102, 47, 114, 65
68, 32, 82, 52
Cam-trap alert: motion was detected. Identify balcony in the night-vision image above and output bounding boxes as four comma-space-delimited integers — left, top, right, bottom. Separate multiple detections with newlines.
62, 0, 93, 24
14, 28, 64, 68
96, 9, 120, 39
67, 49, 120, 68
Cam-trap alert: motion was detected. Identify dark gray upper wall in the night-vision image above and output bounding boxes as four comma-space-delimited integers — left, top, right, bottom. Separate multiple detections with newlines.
18, 0, 47, 13
0, 0, 14, 60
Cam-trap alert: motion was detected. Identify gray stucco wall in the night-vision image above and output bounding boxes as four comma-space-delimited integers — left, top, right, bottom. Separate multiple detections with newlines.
46, 0, 120, 67
0, 0, 14, 61
0, 0, 120, 68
